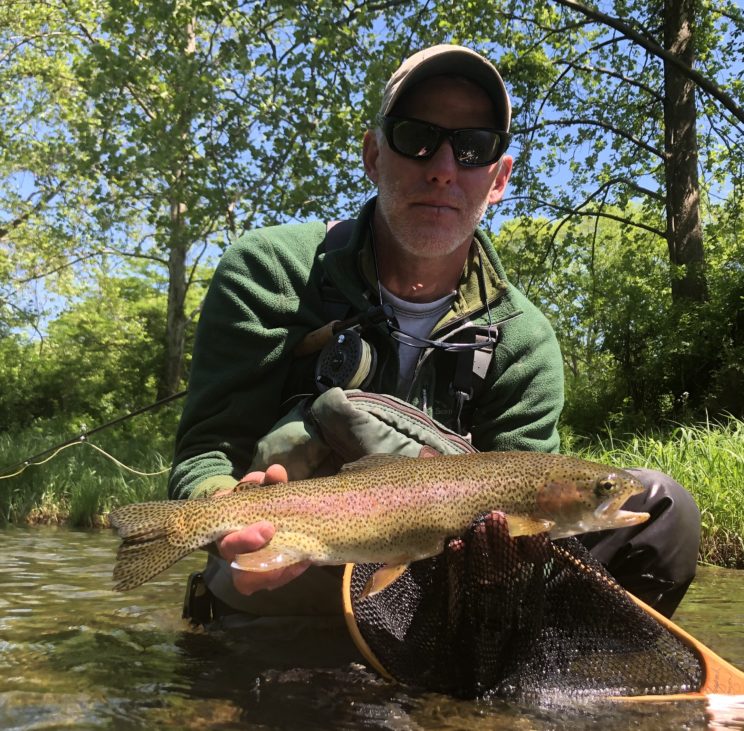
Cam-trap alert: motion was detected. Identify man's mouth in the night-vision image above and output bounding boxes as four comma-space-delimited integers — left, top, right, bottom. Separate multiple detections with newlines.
414, 201, 458, 214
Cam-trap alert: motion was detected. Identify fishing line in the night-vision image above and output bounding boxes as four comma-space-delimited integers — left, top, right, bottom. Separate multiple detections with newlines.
0, 389, 187, 480
0, 440, 170, 480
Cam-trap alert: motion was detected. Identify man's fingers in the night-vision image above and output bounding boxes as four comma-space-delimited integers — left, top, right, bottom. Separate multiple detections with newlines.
214, 521, 310, 595
263, 463, 288, 484
240, 470, 267, 484
216, 521, 275, 561
240, 463, 288, 486
211, 464, 294, 597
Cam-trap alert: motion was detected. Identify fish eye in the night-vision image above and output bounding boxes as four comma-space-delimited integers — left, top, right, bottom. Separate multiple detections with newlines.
594, 477, 617, 497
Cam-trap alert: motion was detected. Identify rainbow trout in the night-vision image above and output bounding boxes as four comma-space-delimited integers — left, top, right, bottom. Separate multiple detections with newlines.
109, 451, 649, 595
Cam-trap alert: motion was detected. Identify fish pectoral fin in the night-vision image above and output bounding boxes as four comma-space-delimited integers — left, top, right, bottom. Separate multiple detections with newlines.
231, 544, 307, 572
505, 515, 555, 537
360, 562, 410, 599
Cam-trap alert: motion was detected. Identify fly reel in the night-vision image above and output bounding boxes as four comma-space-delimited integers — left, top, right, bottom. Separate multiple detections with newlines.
315, 329, 377, 392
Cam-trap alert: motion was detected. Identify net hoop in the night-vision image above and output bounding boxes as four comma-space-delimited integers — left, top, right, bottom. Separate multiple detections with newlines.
342, 561, 744, 701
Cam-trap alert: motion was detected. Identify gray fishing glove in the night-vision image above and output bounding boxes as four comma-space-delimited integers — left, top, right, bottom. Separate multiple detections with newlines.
249, 387, 476, 480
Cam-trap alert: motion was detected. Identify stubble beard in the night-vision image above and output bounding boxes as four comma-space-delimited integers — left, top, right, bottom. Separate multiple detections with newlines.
376, 179, 488, 259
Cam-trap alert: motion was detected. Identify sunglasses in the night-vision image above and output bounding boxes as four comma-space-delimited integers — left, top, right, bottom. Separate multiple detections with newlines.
379, 115, 510, 168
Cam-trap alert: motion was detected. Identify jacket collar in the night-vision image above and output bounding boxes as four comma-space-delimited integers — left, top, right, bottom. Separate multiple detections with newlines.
321, 197, 511, 326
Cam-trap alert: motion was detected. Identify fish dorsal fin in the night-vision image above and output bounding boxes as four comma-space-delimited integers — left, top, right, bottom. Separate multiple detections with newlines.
340, 454, 414, 472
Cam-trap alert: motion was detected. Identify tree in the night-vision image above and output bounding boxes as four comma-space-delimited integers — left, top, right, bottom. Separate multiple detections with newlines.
508, 0, 738, 292
0, 0, 101, 336
63, 0, 399, 397
2, 0, 742, 418
0, 259, 208, 429
495, 190, 744, 432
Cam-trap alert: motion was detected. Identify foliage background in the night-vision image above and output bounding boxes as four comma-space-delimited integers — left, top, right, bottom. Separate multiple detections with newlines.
1, 0, 743, 446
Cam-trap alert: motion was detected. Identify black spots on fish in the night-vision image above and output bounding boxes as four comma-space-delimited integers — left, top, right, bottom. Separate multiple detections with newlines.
109, 501, 178, 540
109, 501, 192, 590
166, 509, 203, 551
113, 534, 191, 591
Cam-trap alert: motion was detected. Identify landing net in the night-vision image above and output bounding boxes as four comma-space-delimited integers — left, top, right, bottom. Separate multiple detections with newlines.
345, 513, 704, 700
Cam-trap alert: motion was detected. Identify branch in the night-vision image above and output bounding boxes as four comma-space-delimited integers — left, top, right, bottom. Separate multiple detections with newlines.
504, 192, 666, 237
17, 252, 101, 283
551, 0, 744, 126
493, 11, 589, 35
555, 59, 663, 101
594, 175, 665, 202
63, 1, 158, 122
522, 35, 629, 154
186, 300, 204, 325
0, 297, 46, 343
517, 117, 664, 158
0, 183, 66, 239
345, 0, 411, 22
0, 31, 80, 65
103, 245, 168, 265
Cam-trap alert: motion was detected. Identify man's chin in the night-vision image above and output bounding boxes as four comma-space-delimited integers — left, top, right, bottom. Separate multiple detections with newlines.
395, 233, 466, 259
377, 201, 471, 257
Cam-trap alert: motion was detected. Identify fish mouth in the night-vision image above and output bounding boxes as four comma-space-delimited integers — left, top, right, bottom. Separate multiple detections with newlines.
594, 495, 650, 529
601, 508, 650, 528
549, 505, 649, 540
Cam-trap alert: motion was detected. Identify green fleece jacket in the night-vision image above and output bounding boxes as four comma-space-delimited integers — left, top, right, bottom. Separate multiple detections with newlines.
169, 199, 564, 499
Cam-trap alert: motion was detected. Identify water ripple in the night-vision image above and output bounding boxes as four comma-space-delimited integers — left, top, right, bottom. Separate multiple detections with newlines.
0, 524, 742, 730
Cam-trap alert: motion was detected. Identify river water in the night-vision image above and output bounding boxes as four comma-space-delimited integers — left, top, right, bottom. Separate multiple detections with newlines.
0, 525, 742, 730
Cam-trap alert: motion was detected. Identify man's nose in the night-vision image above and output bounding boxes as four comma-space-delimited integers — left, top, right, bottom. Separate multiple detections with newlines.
425, 140, 458, 183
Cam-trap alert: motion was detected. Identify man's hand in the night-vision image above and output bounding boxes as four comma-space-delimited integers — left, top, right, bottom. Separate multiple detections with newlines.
213, 464, 310, 595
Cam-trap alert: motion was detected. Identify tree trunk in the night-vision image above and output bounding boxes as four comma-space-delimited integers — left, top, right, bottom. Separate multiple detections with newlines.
663, 0, 707, 303
157, 19, 196, 399
160, 203, 188, 399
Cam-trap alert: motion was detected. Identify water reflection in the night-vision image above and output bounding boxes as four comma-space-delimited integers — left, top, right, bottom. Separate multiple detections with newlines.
0, 525, 741, 730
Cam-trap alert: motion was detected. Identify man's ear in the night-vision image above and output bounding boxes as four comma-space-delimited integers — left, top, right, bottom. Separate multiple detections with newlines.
362, 129, 380, 184
487, 155, 513, 205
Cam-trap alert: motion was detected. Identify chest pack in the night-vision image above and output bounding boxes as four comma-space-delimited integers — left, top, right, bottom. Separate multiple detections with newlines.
316, 220, 495, 435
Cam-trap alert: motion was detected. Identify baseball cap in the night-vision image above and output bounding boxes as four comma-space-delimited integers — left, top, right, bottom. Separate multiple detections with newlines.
379, 44, 511, 131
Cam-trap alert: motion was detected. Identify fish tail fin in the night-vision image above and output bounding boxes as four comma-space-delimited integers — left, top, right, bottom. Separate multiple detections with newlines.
109, 502, 192, 591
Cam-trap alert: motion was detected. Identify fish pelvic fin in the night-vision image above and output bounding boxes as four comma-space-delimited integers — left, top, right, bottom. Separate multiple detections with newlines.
505, 514, 555, 537
231, 545, 306, 572
360, 563, 410, 599
231, 532, 318, 572
109, 501, 192, 591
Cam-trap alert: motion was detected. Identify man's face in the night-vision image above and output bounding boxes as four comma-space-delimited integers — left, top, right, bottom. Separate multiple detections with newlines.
364, 75, 512, 259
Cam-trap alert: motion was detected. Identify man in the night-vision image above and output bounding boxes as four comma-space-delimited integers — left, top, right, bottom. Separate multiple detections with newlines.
169, 45, 699, 627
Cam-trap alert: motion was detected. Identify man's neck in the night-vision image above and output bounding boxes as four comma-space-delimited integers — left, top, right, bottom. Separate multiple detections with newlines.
372, 217, 472, 304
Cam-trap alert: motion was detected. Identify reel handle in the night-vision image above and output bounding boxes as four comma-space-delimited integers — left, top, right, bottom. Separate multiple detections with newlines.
294, 321, 341, 357
293, 304, 394, 357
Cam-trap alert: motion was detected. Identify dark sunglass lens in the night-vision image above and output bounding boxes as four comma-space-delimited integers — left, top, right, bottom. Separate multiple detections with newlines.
392, 119, 440, 159
453, 129, 501, 165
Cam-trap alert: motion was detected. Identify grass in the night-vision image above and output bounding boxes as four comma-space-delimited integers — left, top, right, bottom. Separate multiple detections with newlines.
1, 410, 742, 567
0, 409, 177, 527
566, 416, 744, 568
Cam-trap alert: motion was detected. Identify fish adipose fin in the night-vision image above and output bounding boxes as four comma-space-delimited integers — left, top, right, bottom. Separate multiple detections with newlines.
361, 563, 410, 599
505, 515, 555, 537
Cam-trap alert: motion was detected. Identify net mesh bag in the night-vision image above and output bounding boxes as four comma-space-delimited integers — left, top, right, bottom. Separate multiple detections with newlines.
345, 512, 704, 701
